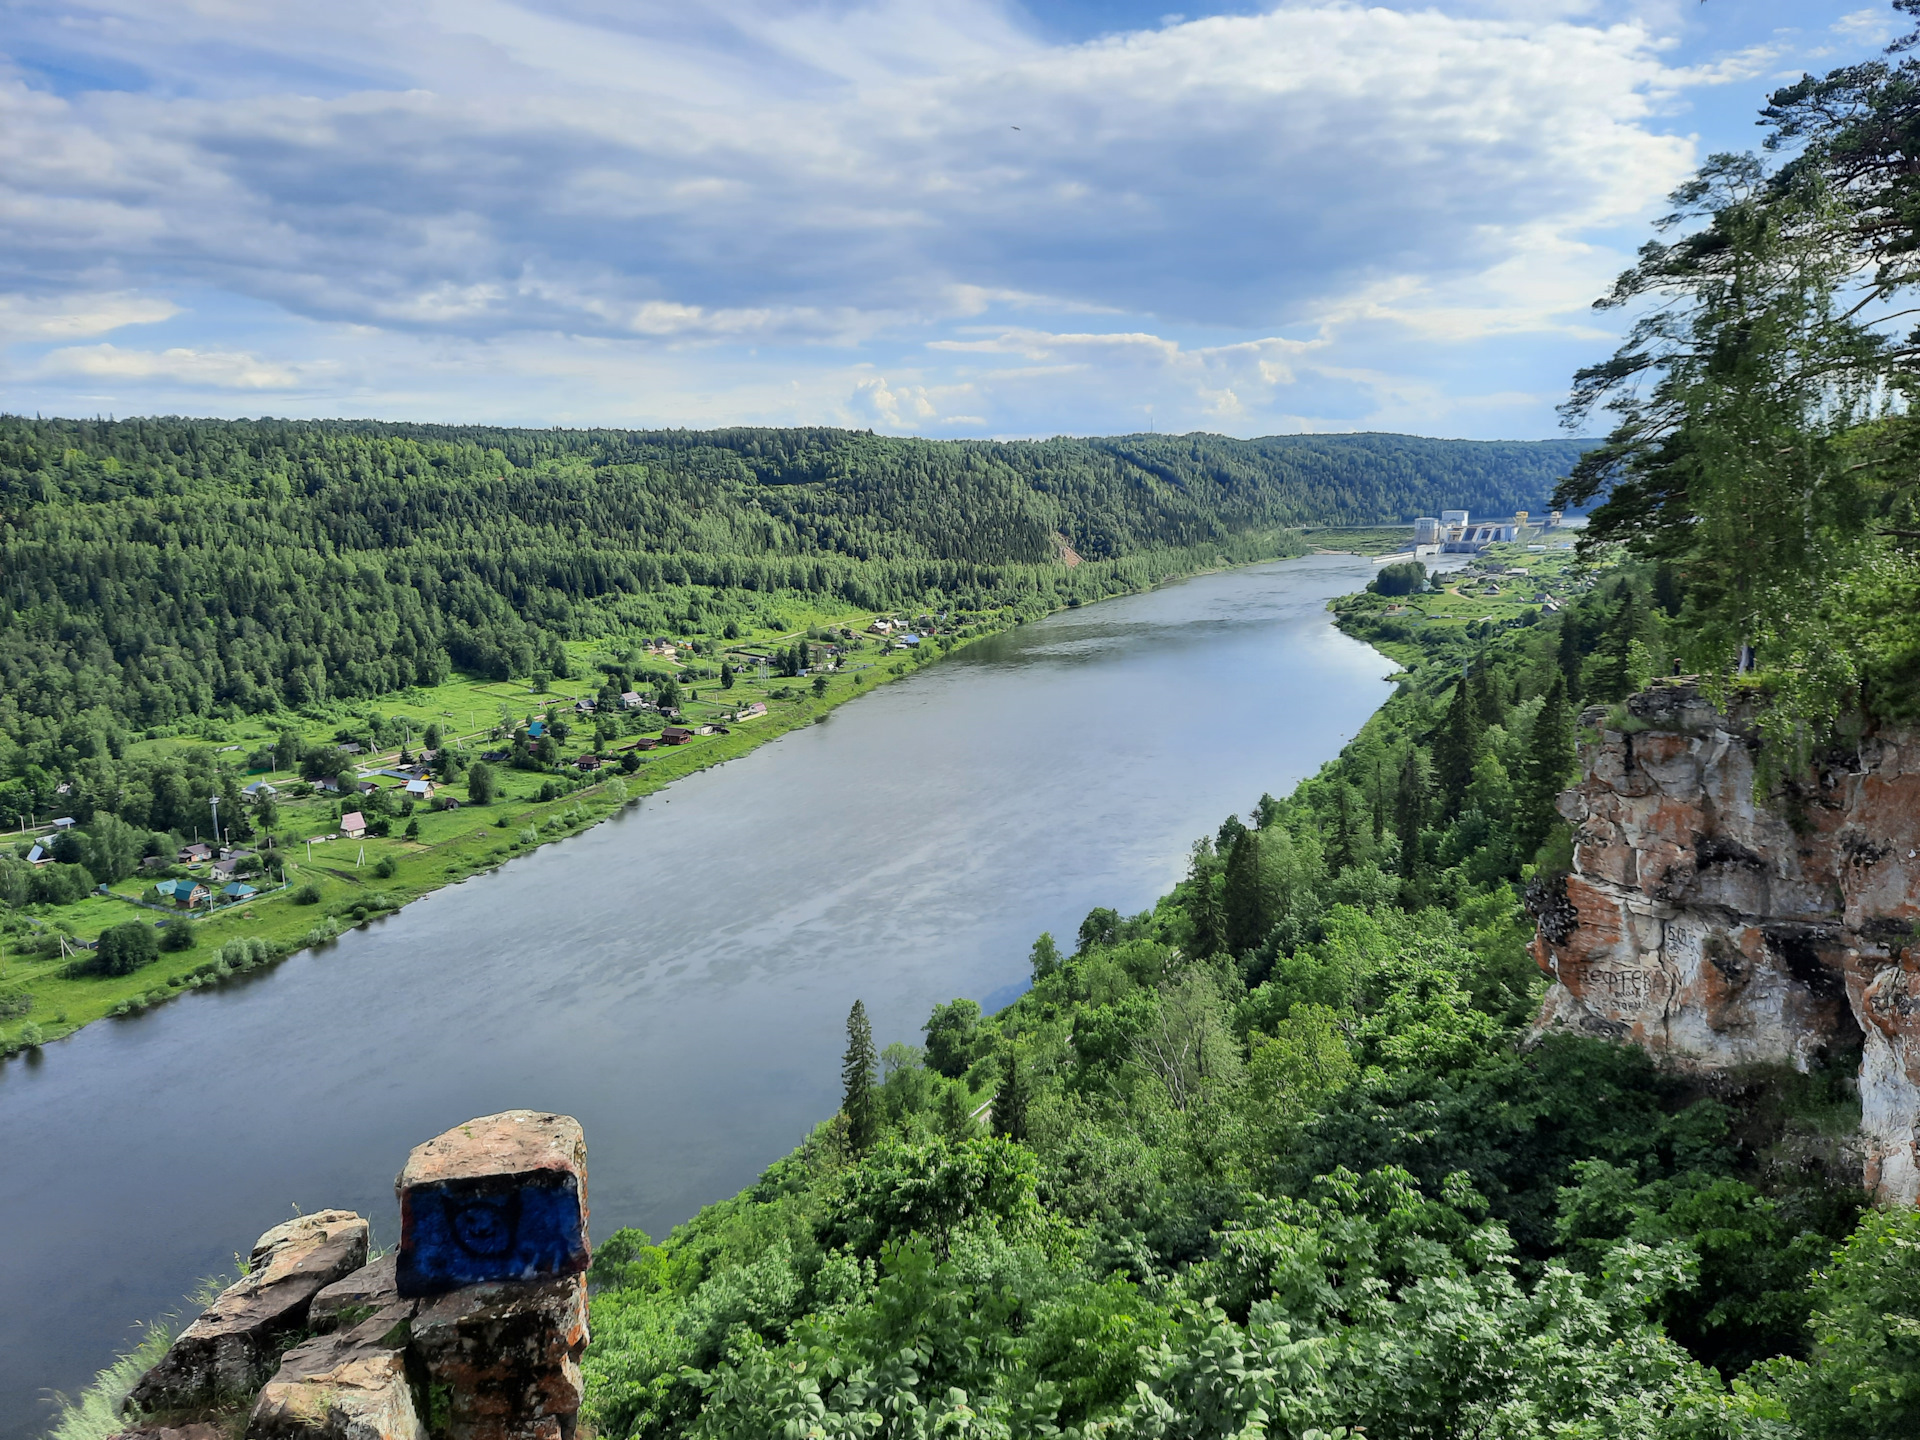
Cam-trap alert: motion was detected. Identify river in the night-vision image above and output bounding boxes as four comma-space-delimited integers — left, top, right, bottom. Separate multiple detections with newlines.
0, 552, 1408, 1437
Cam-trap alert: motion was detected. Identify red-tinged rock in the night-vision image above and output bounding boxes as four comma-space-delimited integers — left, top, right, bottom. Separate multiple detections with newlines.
1531, 679, 1920, 1202
129, 1211, 370, 1411
247, 1304, 425, 1440
396, 1113, 588, 1299
410, 1276, 587, 1440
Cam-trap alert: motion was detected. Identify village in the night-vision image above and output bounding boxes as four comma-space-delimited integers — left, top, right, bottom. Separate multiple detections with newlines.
0, 602, 975, 1050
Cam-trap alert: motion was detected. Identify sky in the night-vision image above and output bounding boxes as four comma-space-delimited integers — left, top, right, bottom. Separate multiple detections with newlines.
0, 0, 1903, 438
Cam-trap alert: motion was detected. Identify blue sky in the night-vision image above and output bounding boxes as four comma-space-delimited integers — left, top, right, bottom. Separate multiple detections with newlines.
0, 0, 1901, 437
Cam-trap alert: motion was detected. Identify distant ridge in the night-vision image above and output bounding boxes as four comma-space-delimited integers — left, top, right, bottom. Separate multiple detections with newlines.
0, 416, 1587, 729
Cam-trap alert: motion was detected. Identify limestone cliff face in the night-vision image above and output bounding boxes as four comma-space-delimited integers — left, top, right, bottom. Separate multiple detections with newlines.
1530, 679, 1920, 1204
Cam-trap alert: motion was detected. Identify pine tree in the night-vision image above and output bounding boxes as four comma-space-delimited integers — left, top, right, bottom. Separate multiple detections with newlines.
1517, 674, 1576, 859
841, 999, 878, 1152
720, 662, 735, 690
1371, 760, 1387, 844
992, 1046, 1029, 1142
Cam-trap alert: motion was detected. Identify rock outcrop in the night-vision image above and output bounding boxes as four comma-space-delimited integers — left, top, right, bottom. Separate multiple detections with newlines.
119, 1112, 590, 1440
129, 1211, 370, 1409
1531, 679, 1920, 1203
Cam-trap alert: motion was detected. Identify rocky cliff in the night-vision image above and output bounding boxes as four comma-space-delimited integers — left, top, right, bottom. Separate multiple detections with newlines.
1530, 678, 1920, 1204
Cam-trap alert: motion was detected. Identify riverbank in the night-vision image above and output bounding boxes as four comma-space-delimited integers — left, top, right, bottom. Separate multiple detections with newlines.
1, 551, 1406, 1440
0, 535, 1339, 1064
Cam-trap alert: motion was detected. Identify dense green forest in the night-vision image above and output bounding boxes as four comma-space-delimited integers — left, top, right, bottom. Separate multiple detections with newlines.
573, 18, 1920, 1440
579, 548, 1908, 1439
0, 420, 1578, 834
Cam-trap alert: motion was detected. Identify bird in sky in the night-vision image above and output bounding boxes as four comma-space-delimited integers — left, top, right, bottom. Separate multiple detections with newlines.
1011, 125, 1021, 130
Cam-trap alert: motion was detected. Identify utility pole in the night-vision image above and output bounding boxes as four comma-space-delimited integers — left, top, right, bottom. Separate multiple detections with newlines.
208, 793, 222, 851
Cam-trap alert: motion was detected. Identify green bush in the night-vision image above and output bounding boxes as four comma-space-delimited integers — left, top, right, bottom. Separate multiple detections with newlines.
85, 922, 159, 978
292, 882, 322, 904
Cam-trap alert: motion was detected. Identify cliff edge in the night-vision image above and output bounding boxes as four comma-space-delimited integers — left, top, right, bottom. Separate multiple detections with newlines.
1530, 678, 1920, 1204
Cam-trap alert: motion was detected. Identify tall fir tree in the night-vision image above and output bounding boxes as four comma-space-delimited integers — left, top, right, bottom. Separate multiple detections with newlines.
841, 999, 878, 1152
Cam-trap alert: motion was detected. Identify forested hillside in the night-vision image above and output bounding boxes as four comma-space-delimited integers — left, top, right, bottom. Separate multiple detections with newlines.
0, 419, 1577, 737
578, 551, 1900, 1439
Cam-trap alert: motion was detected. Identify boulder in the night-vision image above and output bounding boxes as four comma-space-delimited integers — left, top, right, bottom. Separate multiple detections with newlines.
395, 1112, 588, 1298
410, 1276, 587, 1440
129, 1211, 370, 1411
247, 1305, 425, 1440
312, 1255, 400, 1328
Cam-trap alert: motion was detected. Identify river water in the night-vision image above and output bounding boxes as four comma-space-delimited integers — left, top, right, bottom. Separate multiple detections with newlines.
0, 553, 1404, 1437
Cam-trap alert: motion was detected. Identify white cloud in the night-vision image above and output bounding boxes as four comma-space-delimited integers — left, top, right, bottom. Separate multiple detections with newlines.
0, 0, 1892, 434
1833, 8, 1899, 43
0, 290, 178, 343
37, 344, 312, 388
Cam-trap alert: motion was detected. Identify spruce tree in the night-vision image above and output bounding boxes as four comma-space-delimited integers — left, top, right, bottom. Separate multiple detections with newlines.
1394, 749, 1426, 881
1431, 678, 1484, 816
1518, 674, 1576, 859
1221, 828, 1266, 955
1557, 612, 1584, 704
1328, 783, 1358, 874
1470, 655, 1504, 730
992, 1046, 1029, 1142
841, 999, 878, 1152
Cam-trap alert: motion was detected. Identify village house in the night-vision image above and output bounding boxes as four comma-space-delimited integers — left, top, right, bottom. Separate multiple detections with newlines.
242, 781, 277, 799
404, 777, 435, 801
619, 691, 647, 710
575, 754, 602, 771
153, 877, 211, 909
221, 881, 258, 901
340, 811, 368, 839
574, 698, 597, 714
26, 844, 50, 865
177, 842, 214, 865
52, 816, 75, 830
733, 702, 768, 721
661, 726, 695, 745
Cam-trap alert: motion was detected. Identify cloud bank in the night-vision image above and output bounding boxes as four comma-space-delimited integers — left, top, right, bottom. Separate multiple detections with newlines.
0, 0, 1892, 435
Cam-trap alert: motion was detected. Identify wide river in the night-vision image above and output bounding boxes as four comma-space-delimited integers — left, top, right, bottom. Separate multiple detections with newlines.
0, 552, 1407, 1438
